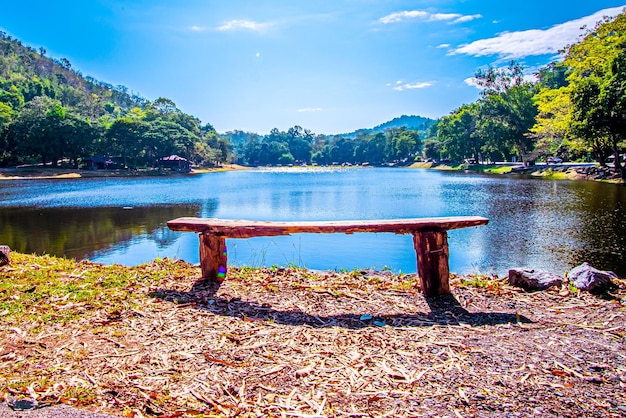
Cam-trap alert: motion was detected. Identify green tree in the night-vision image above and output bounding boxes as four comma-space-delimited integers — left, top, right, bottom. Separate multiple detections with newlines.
437, 103, 481, 162
475, 63, 538, 164
564, 12, 626, 177
385, 127, 421, 162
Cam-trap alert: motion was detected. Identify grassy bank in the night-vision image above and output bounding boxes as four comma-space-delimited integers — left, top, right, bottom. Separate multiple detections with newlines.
409, 161, 517, 174
1, 252, 625, 417
409, 161, 626, 183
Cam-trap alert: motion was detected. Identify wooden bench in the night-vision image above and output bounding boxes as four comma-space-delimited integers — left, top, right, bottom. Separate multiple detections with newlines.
167, 216, 488, 297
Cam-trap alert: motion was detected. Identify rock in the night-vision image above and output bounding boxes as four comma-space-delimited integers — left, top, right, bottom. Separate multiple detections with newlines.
508, 268, 563, 291
568, 262, 617, 292
0, 245, 9, 266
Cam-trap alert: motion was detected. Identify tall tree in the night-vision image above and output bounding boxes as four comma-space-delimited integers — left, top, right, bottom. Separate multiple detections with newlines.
437, 103, 480, 162
475, 62, 538, 164
564, 12, 626, 177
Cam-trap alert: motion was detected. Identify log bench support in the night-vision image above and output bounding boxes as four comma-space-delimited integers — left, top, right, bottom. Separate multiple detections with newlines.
199, 234, 228, 282
413, 229, 450, 296
167, 216, 488, 297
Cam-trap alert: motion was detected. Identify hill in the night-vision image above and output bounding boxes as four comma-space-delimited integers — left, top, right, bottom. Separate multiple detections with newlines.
0, 31, 228, 169
340, 114, 438, 138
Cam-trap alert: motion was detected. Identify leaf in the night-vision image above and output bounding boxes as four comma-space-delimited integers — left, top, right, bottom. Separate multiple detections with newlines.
550, 369, 570, 377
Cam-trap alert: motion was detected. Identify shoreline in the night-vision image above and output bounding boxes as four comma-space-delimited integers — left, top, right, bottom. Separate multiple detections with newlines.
0, 164, 249, 181
1, 163, 623, 184
409, 161, 625, 184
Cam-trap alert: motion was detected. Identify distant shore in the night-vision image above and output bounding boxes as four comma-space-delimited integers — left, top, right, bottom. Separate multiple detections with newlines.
1, 162, 623, 184
0, 164, 249, 181
409, 161, 624, 183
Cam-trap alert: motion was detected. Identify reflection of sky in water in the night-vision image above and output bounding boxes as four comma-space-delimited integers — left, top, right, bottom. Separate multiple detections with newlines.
1, 168, 624, 277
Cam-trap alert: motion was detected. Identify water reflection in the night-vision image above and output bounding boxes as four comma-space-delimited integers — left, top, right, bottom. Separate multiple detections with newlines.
0, 204, 207, 260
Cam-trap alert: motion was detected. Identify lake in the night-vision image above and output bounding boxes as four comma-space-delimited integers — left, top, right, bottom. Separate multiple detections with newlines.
0, 167, 624, 277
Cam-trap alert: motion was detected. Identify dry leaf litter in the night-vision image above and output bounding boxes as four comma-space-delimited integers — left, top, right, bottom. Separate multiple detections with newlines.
1, 256, 625, 417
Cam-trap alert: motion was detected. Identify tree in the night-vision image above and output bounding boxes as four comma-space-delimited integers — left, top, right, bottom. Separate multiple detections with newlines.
437, 103, 481, 162
474, 62, 538, 164
564, 12, 626, 177
385, 127, 421, 162
105, 118, 149, 168
286, 125, 313, 163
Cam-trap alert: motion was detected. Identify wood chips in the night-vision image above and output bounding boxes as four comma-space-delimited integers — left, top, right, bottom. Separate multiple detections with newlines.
1, 258, 625, 417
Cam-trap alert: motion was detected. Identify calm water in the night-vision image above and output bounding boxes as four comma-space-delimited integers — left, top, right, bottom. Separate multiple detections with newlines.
0, 168, 624, 277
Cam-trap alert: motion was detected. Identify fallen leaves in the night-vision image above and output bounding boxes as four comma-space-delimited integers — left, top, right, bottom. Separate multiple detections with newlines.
0, 253, 625, 417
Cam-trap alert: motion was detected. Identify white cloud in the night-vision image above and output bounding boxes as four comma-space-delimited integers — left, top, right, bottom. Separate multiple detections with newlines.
437, 43, 451, 49
392, 82, 433, 91
379, 10, 481, 24
454, 14, 483, 23
298, 108, 322, 112
217, 19, 269, 31
453, 6, 626, 58
380, 11, 428, 24
464, 77, 481, 89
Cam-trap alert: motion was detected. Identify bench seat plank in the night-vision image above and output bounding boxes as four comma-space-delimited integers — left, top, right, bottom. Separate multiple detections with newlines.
167, 216, 489, 238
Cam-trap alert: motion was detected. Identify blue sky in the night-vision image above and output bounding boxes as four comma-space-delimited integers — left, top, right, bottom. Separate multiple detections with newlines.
2, 1, 625, 134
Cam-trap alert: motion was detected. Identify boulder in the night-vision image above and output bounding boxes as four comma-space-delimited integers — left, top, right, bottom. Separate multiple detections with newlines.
0, 245, 9, 267
508, 268, 563, 291
568, 262, 617, 292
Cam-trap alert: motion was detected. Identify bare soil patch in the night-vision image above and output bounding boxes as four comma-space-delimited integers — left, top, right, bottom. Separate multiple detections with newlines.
1, 256, 625, 417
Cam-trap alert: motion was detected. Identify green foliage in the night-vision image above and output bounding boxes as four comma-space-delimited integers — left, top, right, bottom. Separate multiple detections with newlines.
228, 124, 424, 166
430, 14, 626, 170
437, 103, 480, 162
565, 12, 626, 177
0, 33, 229, 168
434, 63, 538, 165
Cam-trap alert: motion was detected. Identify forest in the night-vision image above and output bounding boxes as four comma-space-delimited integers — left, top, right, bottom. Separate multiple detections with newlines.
429, 12, 626, 179
1, 12, 625, 178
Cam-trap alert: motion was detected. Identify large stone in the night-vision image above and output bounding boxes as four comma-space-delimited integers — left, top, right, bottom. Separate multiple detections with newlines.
508, 268, 563, 291
0, 245, 9, 267
568, 262, 617, 292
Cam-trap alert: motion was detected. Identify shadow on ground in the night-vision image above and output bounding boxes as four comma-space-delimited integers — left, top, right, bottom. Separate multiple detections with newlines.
151, 277, 531, 329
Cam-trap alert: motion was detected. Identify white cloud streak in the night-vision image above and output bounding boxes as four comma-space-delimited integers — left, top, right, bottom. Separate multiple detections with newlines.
453, 6, 626, 58
298, 108, 322, 112
392, 82, 432, 91
379, 10, 482, 24
217, 19, 269, 31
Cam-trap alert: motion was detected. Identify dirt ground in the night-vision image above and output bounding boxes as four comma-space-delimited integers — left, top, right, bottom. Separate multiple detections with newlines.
1, 258, 625, 418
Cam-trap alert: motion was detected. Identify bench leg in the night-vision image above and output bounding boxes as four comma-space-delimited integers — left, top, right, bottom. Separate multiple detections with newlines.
413, 230, 451, 297
199, 233, 228, 282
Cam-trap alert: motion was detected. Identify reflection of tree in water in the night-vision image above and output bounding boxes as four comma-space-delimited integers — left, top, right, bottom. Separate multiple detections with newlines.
479, 179, 626, 277
0, 201, 217, 260
150, 200, 218, 248
150, 226, 180, 249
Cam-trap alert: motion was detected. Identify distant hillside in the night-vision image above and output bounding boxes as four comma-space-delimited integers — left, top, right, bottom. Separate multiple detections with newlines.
0, 30, 147, 116
0, 31, 228, 169
340, 115, 438, 138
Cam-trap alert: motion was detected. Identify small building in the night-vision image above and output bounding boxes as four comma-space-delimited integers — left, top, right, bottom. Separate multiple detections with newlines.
83, 155, 119, 170
157, 155, 191, 172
